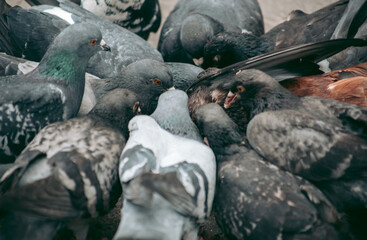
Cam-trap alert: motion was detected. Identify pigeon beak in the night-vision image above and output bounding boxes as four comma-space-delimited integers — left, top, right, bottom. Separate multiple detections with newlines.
203, 137, 210, 146
224, 91, 238, 109
133, 101, 141, 114
100, 39, 111, 51
168, 86, 175, 91
193, 57, 204, 66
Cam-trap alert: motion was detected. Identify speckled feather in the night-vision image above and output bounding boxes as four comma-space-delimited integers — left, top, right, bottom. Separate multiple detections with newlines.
0, 23, 106, 163
194, 103, 348, 240
81, 0, 161, 39
0, 88, 139, 240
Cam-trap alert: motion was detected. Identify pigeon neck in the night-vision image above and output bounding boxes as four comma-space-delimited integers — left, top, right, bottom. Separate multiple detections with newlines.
37, 50, 87, 86
151, 107, 203, 142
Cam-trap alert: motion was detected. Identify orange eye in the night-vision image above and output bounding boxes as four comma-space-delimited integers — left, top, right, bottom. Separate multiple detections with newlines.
154, 80, 161, 85
90, 39, 97, 45
237, 85, 245, 92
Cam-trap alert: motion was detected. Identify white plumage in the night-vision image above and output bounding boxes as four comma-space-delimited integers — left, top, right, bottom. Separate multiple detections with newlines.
115, 115, 216, 240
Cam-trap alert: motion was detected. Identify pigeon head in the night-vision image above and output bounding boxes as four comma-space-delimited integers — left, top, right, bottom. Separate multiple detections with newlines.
151, 89, 203, 142
89, 88, 140, 137
194, 103, 244, 156
118, 59, 173, 114
37, 23, 109, 83
202, 32, 267, 69
180, 13, 224, 59
211, 69, 300, 134
221, 69, 297, 122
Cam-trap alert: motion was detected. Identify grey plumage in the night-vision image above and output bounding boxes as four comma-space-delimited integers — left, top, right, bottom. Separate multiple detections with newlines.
0, 22, 109, 163
220, 69, 367, 237
151, 90, 203, 142
194, 103, 350, 240
92, 59, 173, 114
165, 62, 203, 91
7, 0, 163, 78
158, 0, 264, 63
0, 88, 140, 240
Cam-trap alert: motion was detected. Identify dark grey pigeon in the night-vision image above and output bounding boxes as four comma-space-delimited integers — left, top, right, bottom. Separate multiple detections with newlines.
220, 69, 367, 238
201, 0, 367, 69
151, 89, 203, 142
115, 113, 216, 240
91, 59, 173, 115
6, 0, 163, 78
0, 88, 140, 240
157, 0, 264, 64
165, 62, 203, 91
0, 22, 109, 163
81, 0, 161, 40
193, 103, 351, 240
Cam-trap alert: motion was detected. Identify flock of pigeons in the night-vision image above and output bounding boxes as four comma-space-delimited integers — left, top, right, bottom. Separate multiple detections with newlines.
0, 0, 366, 239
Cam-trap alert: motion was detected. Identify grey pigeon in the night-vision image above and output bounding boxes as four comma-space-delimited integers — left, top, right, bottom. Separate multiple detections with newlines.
92, 59, 173, 115
0, 22, 109, 163
0, 88, 140, 240
0, 52, 101, 116
193, 103, 351, 240
157, 0, 264, 64
220, 69, 367, 237
6, 0, 163, 78
114, 92, 216, 240
151, 90, 203, 142
81, 0, 161, 40
0, 55, 173, 116
165, 62, 203, 91
201, 0, 367, 69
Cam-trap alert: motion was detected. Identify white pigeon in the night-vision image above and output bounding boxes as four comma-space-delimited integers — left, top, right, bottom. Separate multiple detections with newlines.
114, 114, 216, 240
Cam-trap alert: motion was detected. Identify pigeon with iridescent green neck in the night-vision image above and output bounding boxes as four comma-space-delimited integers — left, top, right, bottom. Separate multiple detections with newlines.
151, 90, 203, 142
0, 22, 110, 163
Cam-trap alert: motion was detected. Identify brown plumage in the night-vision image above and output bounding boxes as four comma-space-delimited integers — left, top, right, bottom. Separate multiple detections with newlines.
281, 62, 367, 108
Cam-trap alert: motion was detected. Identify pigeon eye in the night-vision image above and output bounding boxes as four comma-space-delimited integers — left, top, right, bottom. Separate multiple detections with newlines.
154, 80, 161, 85
90, 39, 97, 45
237, 85, 245, 92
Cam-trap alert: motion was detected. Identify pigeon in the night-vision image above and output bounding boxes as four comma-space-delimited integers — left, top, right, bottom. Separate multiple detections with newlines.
217, 69, 367, 180
0, 88, 140, 240
201, 0, 367, 69
91, 59, 174, 115
0, 22, 110, 163
5, 0, 163, 78
187, 38, 367, 118
114, 90, 216, 240
151, 90, 203, 142
193, 103, 351, 240
165, 62, 203, 91
0, 54, 173, 116
157, 0, 264, 64
0, 52, 101, 116
81, 0, 161, 40
220, 69, 367, 238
